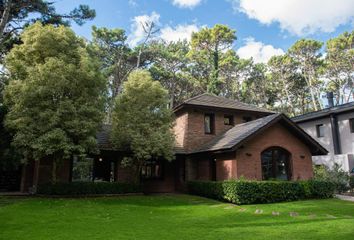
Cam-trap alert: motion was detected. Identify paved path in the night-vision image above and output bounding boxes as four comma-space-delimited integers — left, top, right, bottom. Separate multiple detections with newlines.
335, 194, 354, 202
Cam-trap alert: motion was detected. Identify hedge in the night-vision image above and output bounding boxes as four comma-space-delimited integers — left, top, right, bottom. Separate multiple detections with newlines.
350, 175, 354, 190
188, 180, 335, 205
37, 182, 141, 195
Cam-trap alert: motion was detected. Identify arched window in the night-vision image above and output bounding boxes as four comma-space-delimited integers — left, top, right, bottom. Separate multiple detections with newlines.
261, 147, 291, 180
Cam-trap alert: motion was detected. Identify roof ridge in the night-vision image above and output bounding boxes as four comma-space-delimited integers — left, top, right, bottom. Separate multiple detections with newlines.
184, 93, 214, 103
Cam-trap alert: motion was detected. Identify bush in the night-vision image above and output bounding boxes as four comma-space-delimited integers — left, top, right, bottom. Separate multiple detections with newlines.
313, 163, 350, 193
37, 182, 141, 195
350, 175, 354, 190
188, 180, 335, 205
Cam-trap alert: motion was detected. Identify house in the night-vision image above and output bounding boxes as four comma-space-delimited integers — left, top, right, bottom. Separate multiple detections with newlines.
19, 93, 327, 193
292, 94, 354, 173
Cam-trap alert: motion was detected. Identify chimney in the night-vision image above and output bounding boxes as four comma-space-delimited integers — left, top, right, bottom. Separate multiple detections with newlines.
327, 92, 334, 108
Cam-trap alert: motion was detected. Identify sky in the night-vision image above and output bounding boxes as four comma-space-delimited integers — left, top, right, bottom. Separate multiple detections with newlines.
53, 0, 354, 63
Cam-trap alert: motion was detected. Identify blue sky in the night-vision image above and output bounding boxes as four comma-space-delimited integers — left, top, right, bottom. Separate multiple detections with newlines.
54, 0, 354, 63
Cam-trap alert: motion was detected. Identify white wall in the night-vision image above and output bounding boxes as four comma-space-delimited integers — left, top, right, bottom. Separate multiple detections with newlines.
313, 154, 354, 172
337, 112, 354, 154
297, 118, 333, 155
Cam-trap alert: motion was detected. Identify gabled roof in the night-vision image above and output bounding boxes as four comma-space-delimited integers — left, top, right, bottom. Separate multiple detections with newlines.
173, 93, 274, 114
292, 101, 354, 123
192, 113, 328, 155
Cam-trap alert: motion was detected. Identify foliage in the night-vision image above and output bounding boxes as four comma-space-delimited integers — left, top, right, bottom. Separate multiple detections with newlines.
349, 175, 354, 190
148, 40, 195, 107
0, 0, 95, 63
288, 39, 324, 111
0, 105, 20, 170
3, 22, 106, 181
325, 31, 354, 104
313, 164, 350, 193
111, 70, 175, 183
188, 24, 236, 95
188, 179, 335, 205
37, 182, 141, 195
89, 26, 135, 119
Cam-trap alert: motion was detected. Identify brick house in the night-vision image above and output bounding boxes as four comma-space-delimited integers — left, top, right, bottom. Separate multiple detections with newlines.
19, 93, 327, 193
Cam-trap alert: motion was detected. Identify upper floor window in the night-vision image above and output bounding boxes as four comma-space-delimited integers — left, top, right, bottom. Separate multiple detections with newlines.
204, 113, 215, 134
316, 124, 324, 138
350, 118, 354, 133
243, 116, 252, 123
224, 115, 234, 126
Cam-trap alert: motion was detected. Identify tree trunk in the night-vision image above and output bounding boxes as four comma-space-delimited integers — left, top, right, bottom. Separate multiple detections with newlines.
307, 76, 318, 111
0, 0, 11, 38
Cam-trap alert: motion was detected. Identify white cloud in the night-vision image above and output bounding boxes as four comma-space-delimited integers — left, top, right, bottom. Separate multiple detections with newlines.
128, 12, 161, 47
236, 37, 284, 63
172, 0, 202, 9
231, 0, 354, 35
160, 24, 199, 42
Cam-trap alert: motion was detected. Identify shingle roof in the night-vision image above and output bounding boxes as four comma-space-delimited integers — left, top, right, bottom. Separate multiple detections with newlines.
292, 101, 354, 123
173, 93, 274, 114
193, 114, 280, 153
193, 113, 328, 155
96, 124, 187, 154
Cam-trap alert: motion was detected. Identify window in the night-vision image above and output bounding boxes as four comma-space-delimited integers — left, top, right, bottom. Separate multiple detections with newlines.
350, 118, 354, 133
72, 156, 93, 182
243, 116, 252, 123
141, 160, 162, 179
224, 115, 234, 126
261, 147, 290, 180
204, 113, 215, 134
316, 124, 324, 138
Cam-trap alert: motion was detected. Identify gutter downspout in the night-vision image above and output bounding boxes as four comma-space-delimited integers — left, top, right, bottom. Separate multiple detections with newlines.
330, 113, 341, 154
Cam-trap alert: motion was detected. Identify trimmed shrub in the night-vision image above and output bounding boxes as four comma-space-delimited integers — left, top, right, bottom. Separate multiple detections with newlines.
313, 163, 350, 193
188, 180, 335, 205
349, 175, 354, 190
37, 182, 141, 195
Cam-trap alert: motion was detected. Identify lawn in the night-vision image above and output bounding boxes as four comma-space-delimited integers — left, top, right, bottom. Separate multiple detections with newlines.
0, 195, 353, 240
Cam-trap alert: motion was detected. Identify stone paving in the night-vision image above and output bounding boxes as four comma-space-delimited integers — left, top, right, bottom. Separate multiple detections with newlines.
202, 201, 353, 219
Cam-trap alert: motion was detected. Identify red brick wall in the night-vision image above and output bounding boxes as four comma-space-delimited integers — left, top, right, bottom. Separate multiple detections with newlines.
143, 160, 176, 193
236, 123, 313, 180
197, 159, 211, 180
173, 111, 189, 149
215, 152, 237, 181
174, 108, 262, 152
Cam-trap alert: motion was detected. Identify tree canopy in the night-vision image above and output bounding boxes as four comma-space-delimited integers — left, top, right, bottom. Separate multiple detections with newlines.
3, 22, 106, 181
111, 70, 175, 183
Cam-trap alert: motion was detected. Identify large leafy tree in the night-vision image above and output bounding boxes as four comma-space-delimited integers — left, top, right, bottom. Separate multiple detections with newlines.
111, 70, 174, 183
0, 0, 95, 46
288, 39, 324, 111
325, 31, 354, 104
188, 24, 236, 95
4, 22, 106, 182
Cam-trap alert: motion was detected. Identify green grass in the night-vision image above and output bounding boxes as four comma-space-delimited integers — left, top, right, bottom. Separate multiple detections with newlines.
0, 195, 353, 240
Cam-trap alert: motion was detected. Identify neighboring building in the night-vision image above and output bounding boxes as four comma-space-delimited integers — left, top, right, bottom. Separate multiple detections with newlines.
19, 93, 327, 193
292, 96, 354, 173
